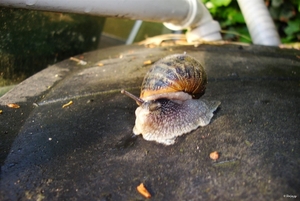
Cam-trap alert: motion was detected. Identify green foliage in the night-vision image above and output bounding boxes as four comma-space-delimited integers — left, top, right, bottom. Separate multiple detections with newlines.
0, 7, 105, 84
202, 0, 300, 43
268, 0, 300, 43
210, 0, 232, 7
202, 0, 251, 43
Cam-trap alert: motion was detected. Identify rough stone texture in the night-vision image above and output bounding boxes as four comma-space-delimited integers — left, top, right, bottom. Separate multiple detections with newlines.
0, 43, 299, 200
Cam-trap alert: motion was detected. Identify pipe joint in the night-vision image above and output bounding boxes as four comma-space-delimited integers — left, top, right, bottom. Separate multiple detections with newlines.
164, 0, 222, 42
163, 0, 200, 30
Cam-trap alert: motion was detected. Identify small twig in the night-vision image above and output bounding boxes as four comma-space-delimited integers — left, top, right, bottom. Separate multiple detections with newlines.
220, 30, 252, 42
70, 57, 87, 65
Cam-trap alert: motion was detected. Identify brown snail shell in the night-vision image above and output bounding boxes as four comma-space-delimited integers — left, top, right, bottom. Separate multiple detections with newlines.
140, 54, 207, 101
121, 53, 220, 145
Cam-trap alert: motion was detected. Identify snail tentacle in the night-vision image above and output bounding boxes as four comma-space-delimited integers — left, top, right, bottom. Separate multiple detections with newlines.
121, 89, 144, 106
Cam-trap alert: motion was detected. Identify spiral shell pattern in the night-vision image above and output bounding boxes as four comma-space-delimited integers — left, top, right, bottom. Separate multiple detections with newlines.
140, 54, 207, 100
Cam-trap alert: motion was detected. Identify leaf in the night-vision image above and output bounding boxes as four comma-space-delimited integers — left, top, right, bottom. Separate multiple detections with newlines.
62, 100, 73, 108
136, 183, 151, 198
281, 35, 296, 43
229, 11, 245, 24
279, 4, 297, 22
222, 8, 245, 26
272, 0, 284, 7
211, 0, 232, 7
284, 19, 300, 36
7, 103, 20, 108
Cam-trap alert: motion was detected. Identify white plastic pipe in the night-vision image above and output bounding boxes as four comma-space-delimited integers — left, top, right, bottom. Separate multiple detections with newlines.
0, 0, 202, 27
164, 0, 222, 42
0, 0, 222, 42
126, 20, 143, 45
237, 0, 281, 46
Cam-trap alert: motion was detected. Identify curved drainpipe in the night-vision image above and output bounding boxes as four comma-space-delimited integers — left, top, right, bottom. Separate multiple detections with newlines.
237, 0, 281, 46
0, 0, 222, 42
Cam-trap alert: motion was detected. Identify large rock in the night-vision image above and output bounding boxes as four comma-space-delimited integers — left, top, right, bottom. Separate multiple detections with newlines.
1, 43, 299, 200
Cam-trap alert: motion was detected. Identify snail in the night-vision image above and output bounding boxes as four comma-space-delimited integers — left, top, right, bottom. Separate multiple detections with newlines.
121, 54, 220, 145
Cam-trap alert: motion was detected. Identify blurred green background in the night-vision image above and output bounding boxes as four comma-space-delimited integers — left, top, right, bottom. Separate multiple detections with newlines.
0, 0, 299, 96
202, 0, 300, 43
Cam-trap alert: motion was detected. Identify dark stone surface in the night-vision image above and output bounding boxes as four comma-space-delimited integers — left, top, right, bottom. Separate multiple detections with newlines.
0, 43, 300, 200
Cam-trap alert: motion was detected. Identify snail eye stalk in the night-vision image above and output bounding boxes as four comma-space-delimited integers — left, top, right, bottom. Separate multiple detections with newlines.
121, 89, 144, 106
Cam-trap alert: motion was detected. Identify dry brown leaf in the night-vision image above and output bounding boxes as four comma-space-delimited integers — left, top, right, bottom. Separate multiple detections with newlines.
7, 103, 20, 108
0, 110, 2, 114
137, 183, 151, 198
143, 60, 152, 65
210, 151, 219, 160
62, 100, 73, 108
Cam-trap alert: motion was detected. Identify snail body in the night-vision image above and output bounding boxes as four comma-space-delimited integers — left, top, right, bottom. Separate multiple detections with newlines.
122, 54, 220, 145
